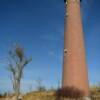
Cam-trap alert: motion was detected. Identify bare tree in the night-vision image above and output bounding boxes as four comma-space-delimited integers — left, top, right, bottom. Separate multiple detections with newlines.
8, 45, 32, 100
36, 78, 46, 92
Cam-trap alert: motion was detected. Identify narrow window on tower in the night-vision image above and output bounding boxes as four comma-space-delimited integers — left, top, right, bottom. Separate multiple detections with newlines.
64, 49, 67, 54
64, 48, 71, 57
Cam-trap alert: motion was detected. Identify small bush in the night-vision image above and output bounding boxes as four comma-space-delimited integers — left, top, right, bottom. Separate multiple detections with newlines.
55, 86, 84, 100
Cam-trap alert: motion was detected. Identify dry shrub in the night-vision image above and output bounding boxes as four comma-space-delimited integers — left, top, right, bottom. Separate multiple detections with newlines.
55, 86, 84, 100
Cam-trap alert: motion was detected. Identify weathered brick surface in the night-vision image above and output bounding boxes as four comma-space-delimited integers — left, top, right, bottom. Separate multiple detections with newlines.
62, 0, 89, 96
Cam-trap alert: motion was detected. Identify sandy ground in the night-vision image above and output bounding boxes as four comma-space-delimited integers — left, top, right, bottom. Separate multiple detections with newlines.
0, 96, 16, 100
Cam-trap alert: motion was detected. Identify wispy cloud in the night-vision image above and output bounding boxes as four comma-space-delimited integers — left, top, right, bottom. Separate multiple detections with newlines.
48, 50, 55, 56
40, 26, 64, 42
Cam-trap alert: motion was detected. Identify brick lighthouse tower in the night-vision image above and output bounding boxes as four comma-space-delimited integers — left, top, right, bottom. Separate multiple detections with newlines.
62, 0, 89, 96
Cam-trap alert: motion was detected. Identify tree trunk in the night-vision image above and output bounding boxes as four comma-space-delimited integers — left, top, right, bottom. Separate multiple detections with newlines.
15, 80, 20, 100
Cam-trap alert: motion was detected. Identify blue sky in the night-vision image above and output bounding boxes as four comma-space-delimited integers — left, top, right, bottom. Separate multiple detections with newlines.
0, 0, 100, 93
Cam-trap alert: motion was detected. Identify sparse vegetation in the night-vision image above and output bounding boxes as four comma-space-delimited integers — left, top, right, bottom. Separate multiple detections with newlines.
7, 45, 32, 100
90, 85, 100, 99
23, 91, 55, 100
55, 87, 85, 100
35, 78, 46, 92
0, 86, 100, 100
